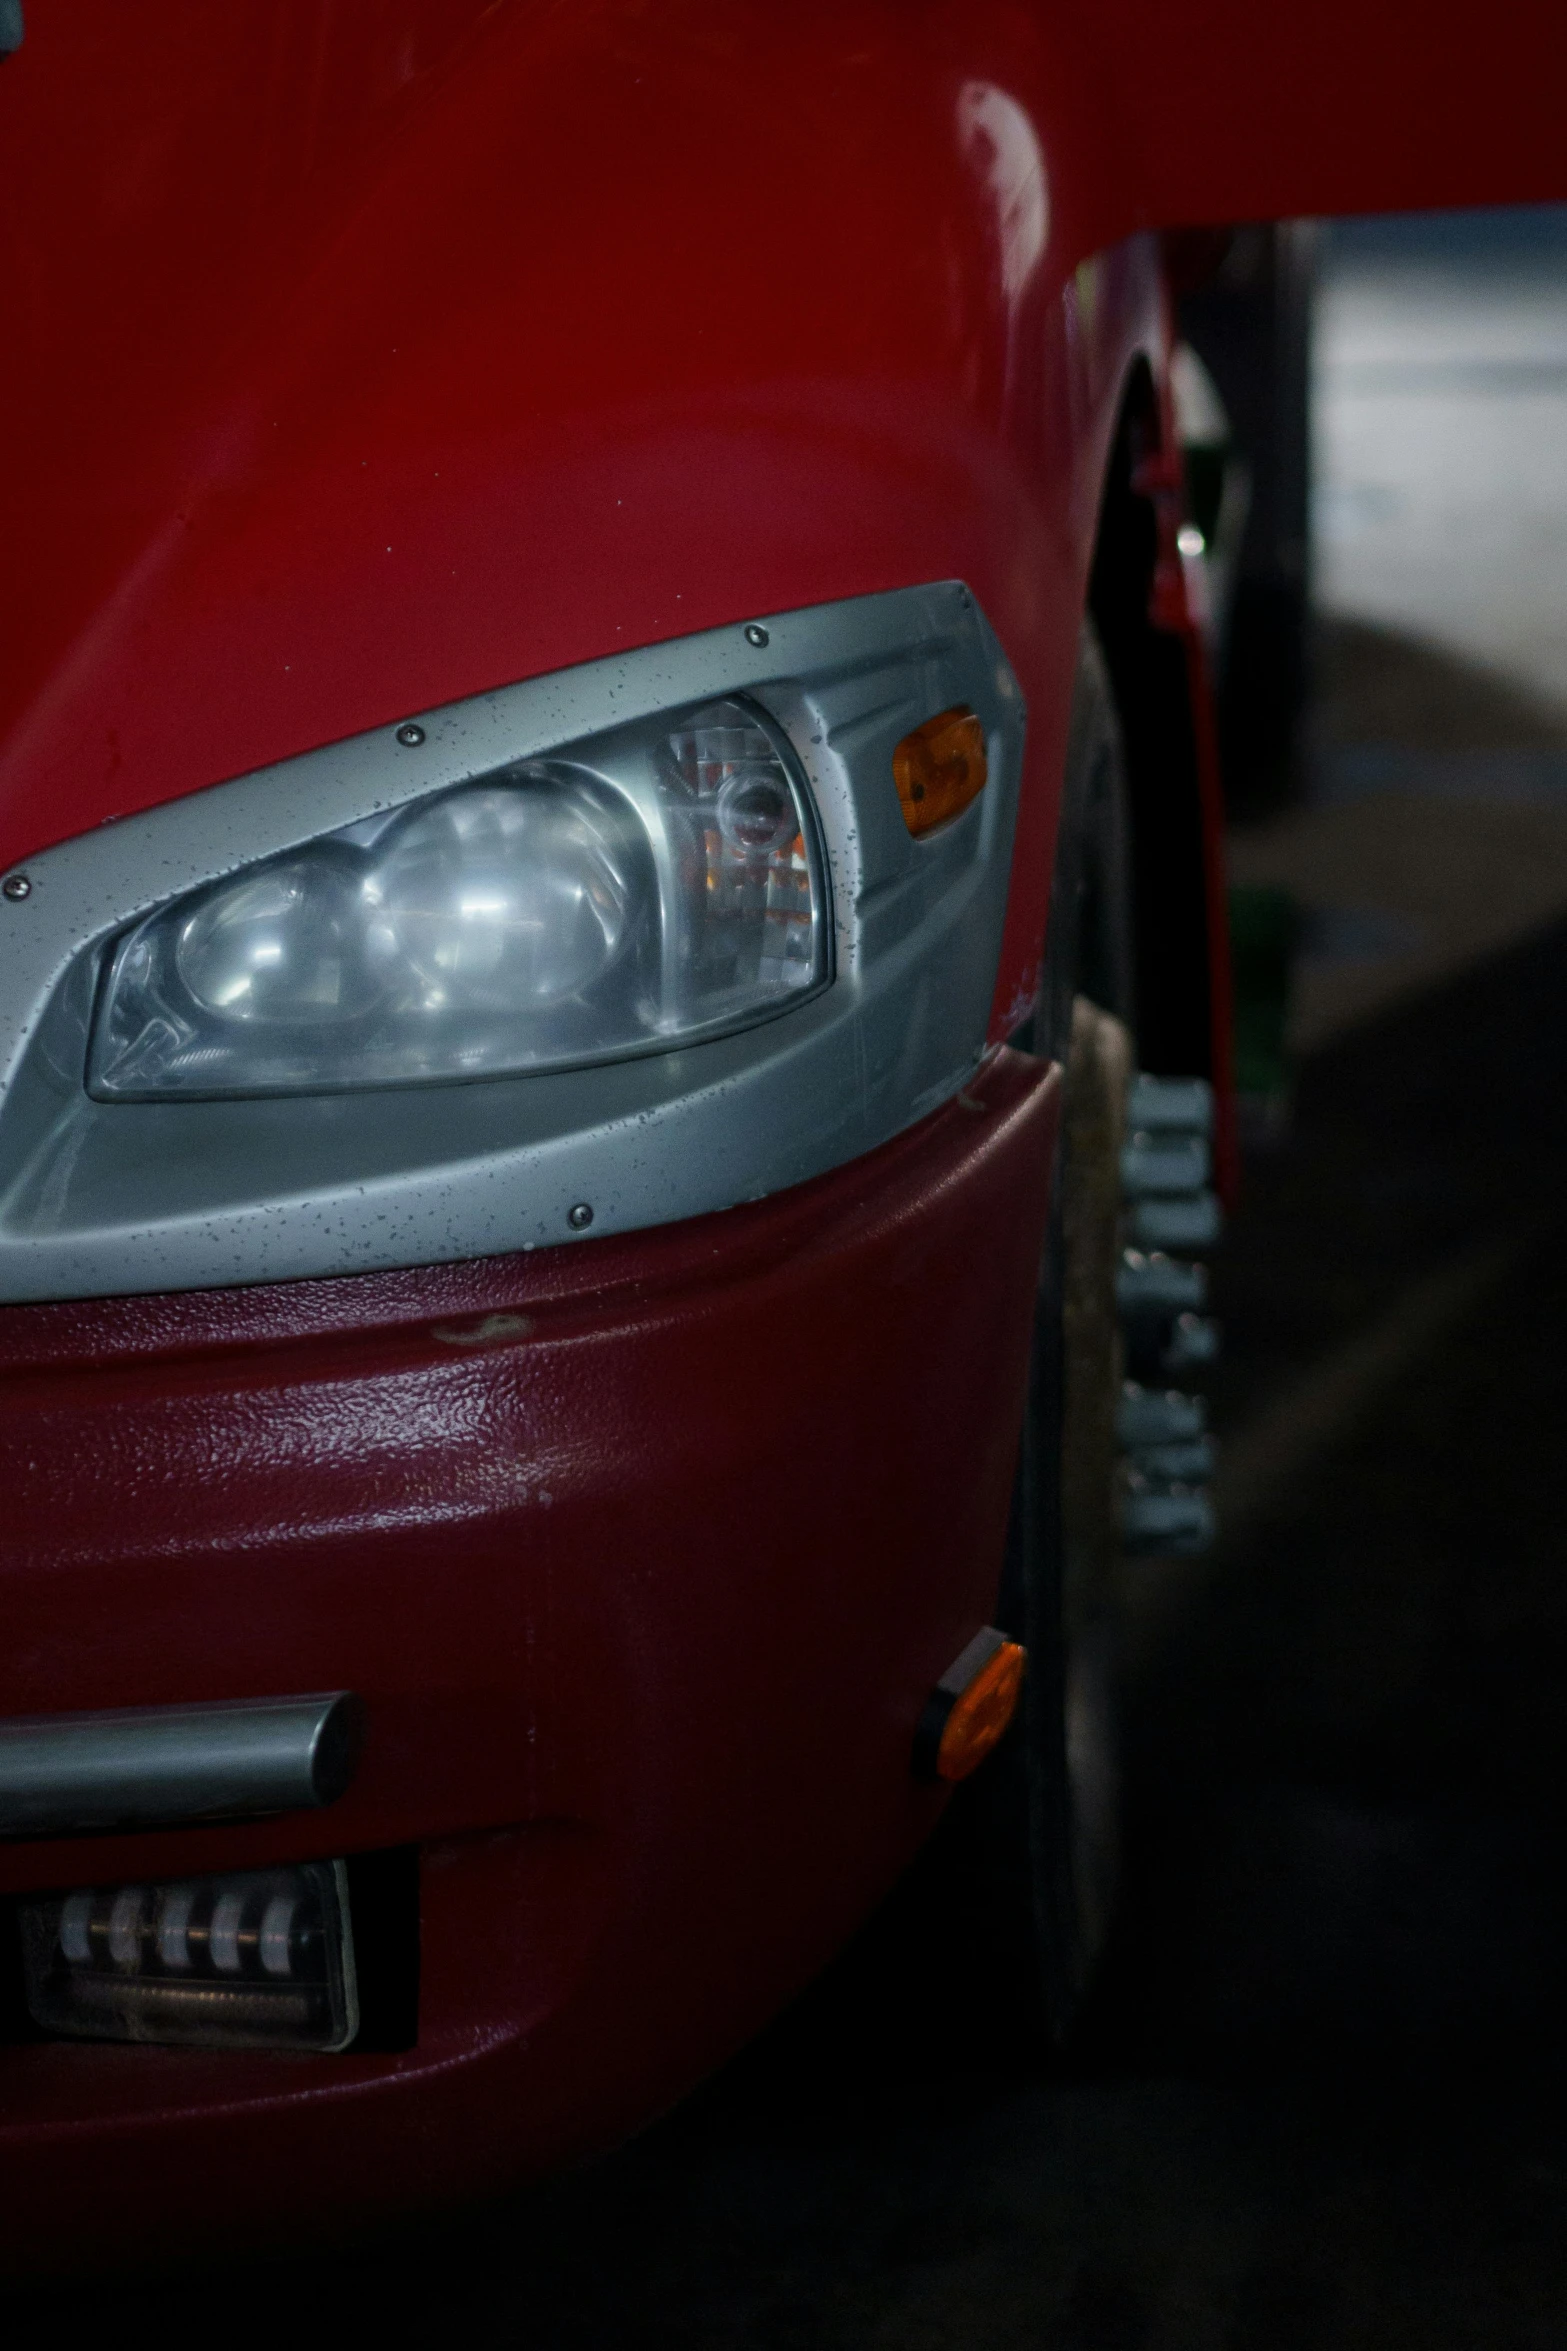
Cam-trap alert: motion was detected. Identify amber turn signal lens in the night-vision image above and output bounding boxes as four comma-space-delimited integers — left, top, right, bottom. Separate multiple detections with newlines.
912, 1627, 1027, 1783
892, 706, 988, 837
935, 1640, 1025, 1780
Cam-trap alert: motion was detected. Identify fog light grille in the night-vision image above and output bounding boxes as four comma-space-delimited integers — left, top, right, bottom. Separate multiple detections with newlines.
19, 1860, 357, 2050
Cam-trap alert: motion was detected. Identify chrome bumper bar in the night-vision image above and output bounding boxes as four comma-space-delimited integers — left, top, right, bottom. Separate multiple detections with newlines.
0, 1693, 364, 1837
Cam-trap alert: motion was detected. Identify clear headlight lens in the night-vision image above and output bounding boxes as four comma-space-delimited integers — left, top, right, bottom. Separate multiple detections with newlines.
88, 698, 828, 1098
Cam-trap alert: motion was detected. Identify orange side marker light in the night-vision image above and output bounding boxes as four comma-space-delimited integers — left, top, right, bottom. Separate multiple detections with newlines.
892, 705, 988, 837
912, 1626, 1026, 1783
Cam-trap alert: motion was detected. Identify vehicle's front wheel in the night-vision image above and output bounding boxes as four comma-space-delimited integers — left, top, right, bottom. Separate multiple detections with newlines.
960, 625, 1135, 2049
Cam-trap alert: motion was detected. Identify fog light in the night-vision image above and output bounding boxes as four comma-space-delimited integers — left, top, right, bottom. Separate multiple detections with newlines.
19, 1861, 357, 2050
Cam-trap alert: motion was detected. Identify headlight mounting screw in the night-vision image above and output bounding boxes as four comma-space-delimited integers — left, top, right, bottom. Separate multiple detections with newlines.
567, 1202, 594, 1231
395, 722, 426, 747
2, 873, 32, 902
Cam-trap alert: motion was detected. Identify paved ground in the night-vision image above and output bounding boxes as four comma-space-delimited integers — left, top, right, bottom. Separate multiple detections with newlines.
22, 211, 1567, 2341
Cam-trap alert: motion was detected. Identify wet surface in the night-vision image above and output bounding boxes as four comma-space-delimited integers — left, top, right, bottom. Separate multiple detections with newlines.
20, 215, 1567, 2341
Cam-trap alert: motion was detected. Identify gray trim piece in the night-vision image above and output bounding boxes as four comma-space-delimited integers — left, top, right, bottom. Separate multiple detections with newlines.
0, 581, 1026, 1301
0, 1693, 364, 1838
935, 1624, 1009, 1698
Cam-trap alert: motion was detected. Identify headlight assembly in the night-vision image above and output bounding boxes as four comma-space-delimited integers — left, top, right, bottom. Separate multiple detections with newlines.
87, 699, 827, 1099
0, 583, 1026, 1301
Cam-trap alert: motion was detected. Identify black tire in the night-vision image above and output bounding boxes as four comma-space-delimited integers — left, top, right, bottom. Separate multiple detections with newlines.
957, 622, 1135, 2050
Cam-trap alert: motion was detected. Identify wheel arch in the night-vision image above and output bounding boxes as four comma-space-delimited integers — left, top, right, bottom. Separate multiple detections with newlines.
1085, 358, 1233, 1124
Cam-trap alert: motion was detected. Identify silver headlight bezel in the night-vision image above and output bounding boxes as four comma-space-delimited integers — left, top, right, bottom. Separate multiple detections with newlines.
0, 582, 1025, 1303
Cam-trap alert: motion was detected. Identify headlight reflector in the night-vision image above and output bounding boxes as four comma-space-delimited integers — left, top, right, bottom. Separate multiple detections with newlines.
369, 778, 638, 1013
173, 850, 390, 1027
88, 697, 828, 1098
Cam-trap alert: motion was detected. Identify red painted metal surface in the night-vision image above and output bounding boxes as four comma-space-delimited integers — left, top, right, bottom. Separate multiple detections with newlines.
0, 1050, 1057, 2261
1091, 0, 1567, 230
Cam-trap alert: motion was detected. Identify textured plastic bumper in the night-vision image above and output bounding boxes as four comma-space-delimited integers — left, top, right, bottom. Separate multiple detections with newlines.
0, 1047, 1058, 2266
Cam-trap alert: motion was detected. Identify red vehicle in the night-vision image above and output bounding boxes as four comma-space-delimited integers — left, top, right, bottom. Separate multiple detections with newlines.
0, 0, 1562, 2265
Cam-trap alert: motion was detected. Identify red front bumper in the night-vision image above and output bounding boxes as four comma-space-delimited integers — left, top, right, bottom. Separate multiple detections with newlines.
0, 1048, 1057, 2264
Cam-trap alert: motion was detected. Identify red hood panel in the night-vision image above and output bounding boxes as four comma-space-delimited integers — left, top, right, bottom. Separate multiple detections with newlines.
0, 2, 1110, 876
